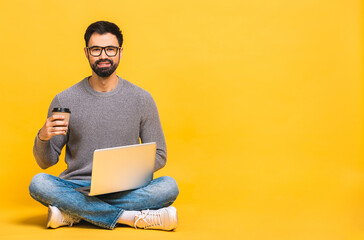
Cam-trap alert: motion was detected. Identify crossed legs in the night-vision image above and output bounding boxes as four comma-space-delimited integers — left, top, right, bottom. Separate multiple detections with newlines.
29, 173, 179, 229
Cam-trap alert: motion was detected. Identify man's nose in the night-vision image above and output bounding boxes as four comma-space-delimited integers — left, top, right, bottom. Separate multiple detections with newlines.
100, 48, 108, 58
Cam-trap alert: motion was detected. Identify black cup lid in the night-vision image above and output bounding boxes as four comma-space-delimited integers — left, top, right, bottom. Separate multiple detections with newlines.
52, 107, 71, 113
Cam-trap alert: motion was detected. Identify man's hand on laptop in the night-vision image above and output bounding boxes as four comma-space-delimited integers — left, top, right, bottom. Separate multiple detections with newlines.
38, 115, 68, 141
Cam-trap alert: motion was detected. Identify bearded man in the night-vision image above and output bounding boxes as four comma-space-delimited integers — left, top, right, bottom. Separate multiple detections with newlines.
29, 21, 179, 231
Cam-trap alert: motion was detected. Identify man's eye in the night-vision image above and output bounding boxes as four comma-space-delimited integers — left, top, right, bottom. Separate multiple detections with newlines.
92, 48, 101, 52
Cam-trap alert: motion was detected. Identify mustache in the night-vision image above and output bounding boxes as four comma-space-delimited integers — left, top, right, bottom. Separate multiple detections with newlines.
95, 59, 113, 65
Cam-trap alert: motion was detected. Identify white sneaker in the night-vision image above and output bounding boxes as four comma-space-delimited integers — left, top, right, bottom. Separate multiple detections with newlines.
46, 205, 81, 229
134, 206, 178, 231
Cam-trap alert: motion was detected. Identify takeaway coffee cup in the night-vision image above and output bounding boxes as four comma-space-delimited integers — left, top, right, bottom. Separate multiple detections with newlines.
52, 108, 71, 132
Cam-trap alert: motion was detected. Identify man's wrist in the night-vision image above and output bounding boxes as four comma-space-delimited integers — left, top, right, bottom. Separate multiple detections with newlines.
37, 132, 48, 142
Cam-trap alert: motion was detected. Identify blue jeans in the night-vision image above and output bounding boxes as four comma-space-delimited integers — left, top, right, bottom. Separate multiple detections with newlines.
29, 173, 179, 229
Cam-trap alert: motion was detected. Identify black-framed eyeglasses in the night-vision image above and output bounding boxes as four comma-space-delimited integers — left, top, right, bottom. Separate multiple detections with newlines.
87, 46, 121, 57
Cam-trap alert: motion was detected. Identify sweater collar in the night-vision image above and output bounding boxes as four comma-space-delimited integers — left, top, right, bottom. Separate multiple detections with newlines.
83, 76, 124, 97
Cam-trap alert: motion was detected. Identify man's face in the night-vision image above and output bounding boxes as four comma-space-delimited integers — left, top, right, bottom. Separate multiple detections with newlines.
85, 33, 122, 78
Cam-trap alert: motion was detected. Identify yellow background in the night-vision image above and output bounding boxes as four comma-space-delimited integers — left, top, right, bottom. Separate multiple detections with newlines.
0, 0, 363, 239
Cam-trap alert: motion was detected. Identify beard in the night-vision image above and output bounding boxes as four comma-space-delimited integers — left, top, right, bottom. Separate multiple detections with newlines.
91, 59, 119, 78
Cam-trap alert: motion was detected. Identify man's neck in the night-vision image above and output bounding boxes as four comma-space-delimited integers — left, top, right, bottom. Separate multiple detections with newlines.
88, 73, 119, 92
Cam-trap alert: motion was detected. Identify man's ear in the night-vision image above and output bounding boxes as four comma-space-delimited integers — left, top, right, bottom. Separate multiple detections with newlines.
119, 47, 123, 60
84, 47, 89, 58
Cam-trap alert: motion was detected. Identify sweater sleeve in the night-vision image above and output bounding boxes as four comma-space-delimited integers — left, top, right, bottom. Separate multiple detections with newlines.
139, 93, 167, 172
33, 95, 68, 169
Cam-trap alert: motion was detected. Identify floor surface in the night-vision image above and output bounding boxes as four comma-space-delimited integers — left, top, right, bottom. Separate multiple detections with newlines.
2, 201, 364, 240
0, 203, 239, 240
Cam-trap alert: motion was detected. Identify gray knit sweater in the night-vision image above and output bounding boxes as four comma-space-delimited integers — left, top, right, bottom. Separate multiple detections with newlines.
33, 76, 167, 180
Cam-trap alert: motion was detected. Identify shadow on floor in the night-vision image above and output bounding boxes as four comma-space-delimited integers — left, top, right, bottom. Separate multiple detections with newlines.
15, 214, 47, 228
14, 214, 106, 230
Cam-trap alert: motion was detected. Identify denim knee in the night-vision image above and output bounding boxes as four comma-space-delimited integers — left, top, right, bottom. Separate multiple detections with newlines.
29, 173, 53, 197
159, 176, 179, 202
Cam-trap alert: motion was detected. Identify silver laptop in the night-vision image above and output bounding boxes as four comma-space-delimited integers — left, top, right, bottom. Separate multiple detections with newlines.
75, 142, 156, 196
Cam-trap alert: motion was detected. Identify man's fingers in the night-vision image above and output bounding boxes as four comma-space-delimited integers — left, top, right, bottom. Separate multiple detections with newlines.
49, 126, 68, 132
50, 115, 65, 121
52, 131, 67, 135
40, 115, 68, 141
50, 121, 68, 127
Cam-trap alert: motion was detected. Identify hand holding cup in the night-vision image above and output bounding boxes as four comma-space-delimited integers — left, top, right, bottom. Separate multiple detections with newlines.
38, 108, 71, 141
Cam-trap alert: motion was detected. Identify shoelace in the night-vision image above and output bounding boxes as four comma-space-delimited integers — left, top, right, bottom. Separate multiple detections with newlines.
134, 209, 162, 229
61, 214, 80, 227
62, 218, 74, 226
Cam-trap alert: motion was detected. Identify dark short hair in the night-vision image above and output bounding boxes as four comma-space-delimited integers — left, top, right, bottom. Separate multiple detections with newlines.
84, 21, 123, 47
